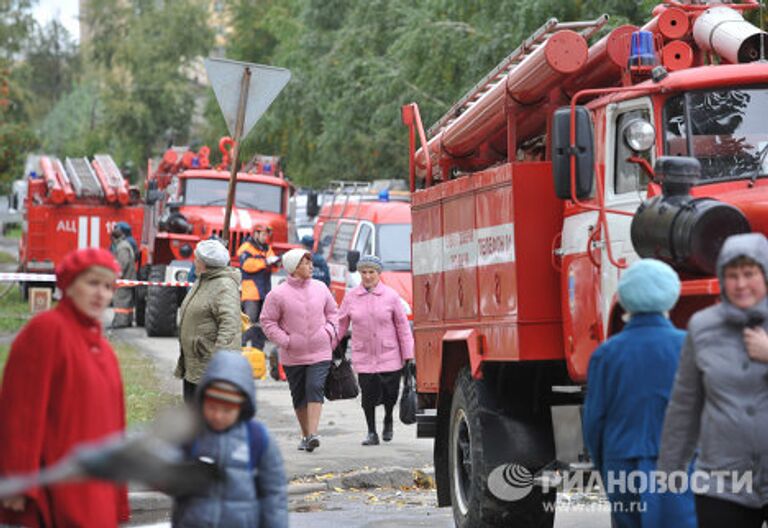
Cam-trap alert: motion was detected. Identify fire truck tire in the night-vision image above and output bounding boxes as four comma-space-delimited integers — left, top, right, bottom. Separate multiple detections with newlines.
145, 265, 178, 337
134, 267, 149, 327
448, 368, 555, 528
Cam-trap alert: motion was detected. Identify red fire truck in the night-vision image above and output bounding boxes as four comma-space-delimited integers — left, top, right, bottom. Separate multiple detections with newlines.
402, 2, 768, 525
138, 138, 293, 337
311, 181, 412, 315
19, 155, 143, 298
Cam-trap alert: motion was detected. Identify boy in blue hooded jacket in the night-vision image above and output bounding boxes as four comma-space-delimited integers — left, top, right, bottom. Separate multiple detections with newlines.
172, 351, 288, 528
583, 259, 696, 528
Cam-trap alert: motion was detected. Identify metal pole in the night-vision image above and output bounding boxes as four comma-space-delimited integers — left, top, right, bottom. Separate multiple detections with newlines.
222, 67, 252, 245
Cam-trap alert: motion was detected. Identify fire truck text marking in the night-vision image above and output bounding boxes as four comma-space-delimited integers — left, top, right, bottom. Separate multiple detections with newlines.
413, 223, 515, 275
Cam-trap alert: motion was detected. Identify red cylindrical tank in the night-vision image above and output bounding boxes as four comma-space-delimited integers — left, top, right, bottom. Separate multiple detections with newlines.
40, 156, 65, 204
562, 24, 637, 98
92, 159, 117, 203
642, 7, 690, 40
53, 158, 76, 202
417, 30, 588, 174
662, 40, 695, 71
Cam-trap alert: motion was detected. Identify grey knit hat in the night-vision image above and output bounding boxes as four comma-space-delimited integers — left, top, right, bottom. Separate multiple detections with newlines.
357, 255, 383, 272
195, 239, 229, 268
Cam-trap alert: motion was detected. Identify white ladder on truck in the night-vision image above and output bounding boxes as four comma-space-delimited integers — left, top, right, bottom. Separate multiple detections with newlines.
65, 157, 103, 198
94, 154, 125, 191
426, 14, 610, 139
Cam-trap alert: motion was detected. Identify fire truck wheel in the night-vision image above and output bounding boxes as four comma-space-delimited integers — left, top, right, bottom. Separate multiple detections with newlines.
145, 265, 178, 337
134, 267, 149, 327
448, 368, 555, 528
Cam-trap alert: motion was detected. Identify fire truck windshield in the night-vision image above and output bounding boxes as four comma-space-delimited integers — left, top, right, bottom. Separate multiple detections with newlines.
182, 178, 284, 213
664, 87, 768, 182
377, 224, 411, 271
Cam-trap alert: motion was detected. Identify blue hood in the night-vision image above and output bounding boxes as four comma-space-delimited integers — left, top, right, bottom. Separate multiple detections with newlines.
196, 351, 256, 420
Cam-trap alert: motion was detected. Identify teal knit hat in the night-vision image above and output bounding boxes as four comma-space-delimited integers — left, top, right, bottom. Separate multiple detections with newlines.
618, 259, 681, 314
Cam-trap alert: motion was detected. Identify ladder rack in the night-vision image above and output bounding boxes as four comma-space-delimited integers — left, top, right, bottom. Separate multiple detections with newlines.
427, 14, 609, 138
65, 157, 103, 198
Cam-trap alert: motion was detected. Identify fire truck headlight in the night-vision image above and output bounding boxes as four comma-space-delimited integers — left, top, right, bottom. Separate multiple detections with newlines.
174, 269, 189, 283
179, 244, 193, 258
624, 119, 655, 152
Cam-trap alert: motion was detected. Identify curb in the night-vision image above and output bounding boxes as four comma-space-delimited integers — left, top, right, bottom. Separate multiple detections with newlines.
129, 467, 434, 513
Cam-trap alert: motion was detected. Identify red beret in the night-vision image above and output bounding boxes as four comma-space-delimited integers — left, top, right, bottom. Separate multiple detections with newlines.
56, 248, 121, 291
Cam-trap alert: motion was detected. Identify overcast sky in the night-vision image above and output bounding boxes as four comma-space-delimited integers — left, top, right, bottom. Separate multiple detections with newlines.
33, 0, 80, 40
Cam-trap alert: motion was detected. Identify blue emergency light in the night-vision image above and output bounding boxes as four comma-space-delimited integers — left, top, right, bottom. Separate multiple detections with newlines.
378, 189, 390, 202
263, 162, 272, 174
629, 30, 657, 67
191, 156, 200, 168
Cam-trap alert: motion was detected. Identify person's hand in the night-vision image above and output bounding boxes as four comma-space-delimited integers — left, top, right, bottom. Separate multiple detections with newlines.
2, 496, 25, 511
744, 326, 768, 363
266, 255, 280, 266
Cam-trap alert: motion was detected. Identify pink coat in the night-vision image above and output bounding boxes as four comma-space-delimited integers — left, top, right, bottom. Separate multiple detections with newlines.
338, 282, 414, 374
260, 276, 339, 366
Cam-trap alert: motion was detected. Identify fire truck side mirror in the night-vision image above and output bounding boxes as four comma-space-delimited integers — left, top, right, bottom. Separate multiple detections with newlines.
347, 250, 360, 272
306, 191, 320, 218
552, 106, 594, 200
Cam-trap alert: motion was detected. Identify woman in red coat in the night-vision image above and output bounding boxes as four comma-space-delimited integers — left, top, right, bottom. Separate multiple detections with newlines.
0, 248, 130, 527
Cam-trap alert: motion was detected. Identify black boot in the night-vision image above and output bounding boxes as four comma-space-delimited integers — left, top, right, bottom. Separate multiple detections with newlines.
362, 432, 380, 446
382, 419, 393, 442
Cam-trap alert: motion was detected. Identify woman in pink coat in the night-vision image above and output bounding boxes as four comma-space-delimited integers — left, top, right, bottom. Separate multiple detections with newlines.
338, 255, 414, 446
260, 248, 339, 452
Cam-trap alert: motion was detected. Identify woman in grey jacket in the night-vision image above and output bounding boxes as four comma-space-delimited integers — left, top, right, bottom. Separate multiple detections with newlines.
658, 233, 768, 527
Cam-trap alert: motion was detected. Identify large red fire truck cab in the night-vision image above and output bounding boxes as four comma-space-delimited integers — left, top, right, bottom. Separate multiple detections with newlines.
403, 2, 768, 526
138, 141, 292, 336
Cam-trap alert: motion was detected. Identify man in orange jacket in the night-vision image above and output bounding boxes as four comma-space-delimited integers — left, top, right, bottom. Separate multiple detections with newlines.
237, 224, 280, 348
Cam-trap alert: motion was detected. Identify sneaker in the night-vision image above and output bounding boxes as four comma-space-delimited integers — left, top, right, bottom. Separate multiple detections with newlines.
298, 436, 308, 451
362, 432, 380, 446
382, 421, 393, 442
305, 434, 320, 452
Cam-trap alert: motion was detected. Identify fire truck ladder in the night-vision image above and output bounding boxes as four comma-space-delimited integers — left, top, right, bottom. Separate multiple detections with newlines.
94, 154, 124, 190
325, 180, 372, 224
426, 14, 609, 138
65, 157, 103, 198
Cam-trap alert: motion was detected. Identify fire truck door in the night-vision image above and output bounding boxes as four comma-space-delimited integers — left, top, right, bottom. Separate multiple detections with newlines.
560, 209, 601, 382
600, 99, 655, 334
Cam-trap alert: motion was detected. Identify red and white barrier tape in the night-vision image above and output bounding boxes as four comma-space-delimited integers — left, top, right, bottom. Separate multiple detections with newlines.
0, 273, 192, 288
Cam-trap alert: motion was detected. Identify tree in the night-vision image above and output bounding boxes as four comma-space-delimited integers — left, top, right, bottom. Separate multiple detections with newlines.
82, 0, 213, 172
0, 0, 36, 191
15, 19, 80, 123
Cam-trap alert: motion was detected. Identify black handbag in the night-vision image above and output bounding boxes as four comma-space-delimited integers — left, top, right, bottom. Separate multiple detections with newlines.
325, 355, 359, 400
399, 361, 417, 425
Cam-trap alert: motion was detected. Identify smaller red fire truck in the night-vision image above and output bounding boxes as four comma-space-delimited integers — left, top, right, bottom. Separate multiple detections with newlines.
311, 181, 413, 315
138, 138, 294, 337
19, 154, 143, 298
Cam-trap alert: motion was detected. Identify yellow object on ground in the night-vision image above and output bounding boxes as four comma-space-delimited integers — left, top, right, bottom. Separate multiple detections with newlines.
242, 346, 267, 380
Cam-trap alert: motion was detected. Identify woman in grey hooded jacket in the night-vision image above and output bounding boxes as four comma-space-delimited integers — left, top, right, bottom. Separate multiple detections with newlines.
658, 233, 768, 527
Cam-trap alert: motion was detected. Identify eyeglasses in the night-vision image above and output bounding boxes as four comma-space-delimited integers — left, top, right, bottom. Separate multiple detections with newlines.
254, 228, 273, 234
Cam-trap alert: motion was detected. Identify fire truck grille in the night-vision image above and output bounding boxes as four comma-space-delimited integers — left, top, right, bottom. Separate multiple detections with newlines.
211, 229, 246, 258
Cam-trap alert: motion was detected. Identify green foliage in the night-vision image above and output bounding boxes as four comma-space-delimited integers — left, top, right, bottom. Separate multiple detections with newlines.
0, 286, 31, 335
0, 0, 34, 61
219, 0, 653, 188
113, 342, 181, 424
14, 20, 80, 122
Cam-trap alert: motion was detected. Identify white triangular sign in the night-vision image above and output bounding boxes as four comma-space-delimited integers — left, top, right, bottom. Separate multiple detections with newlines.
204, 57, 291, 139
